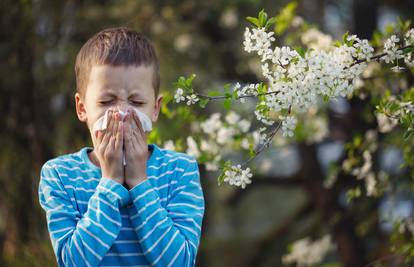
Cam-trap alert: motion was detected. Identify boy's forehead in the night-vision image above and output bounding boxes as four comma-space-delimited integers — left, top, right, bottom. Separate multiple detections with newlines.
89, 65, 153, 97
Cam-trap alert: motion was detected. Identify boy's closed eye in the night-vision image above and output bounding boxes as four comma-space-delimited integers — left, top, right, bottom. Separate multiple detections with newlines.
98, 100, 146, 106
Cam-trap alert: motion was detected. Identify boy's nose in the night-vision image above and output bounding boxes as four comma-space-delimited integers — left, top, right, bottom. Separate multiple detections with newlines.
115, 104, 133, 120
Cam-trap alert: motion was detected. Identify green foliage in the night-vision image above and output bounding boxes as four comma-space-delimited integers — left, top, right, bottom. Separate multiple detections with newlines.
256, 82, 267, 102
274, 1, 298, 34
174, 73, 197, 93
198, 98, 210, 108
293, 46, 306, 58
342, 31, 356, 47
376, 88, 414, 141
390, 222, 414, 264
246, 9, 276, 30
217, 160, 233, 185
346, 187, 362, 203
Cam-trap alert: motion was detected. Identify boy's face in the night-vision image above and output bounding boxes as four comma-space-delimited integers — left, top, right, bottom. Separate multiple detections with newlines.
75, 64, 163, 147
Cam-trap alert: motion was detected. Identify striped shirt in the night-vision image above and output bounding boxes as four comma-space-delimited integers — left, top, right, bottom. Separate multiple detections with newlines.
38, 143, 205, 267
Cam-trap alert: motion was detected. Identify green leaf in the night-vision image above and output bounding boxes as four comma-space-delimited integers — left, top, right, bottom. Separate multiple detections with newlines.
185, 74, 196, 88
371, 30, 383, 47
402, 46, 414, 54
258, 9, 267, 27
333, 40, 342, 47
274, 1, 297, 34
233, 88, 239, 99
248, 140, 256, 157
174, 76, 186, 89
265, 17, 276, 30
217, 172, 225, 186
384, 23, 395, 35
246, 16, 260, 27
403, 129, 413, 140
294, 46, 306, 58
223, 98, 232, 110
198, 98, 210, 108
343, 31, 349, 43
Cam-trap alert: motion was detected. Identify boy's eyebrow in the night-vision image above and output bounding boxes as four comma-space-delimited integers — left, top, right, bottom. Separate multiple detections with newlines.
99, 91, 144, 98
129, 92, 144, 98
99, 92, 118, 98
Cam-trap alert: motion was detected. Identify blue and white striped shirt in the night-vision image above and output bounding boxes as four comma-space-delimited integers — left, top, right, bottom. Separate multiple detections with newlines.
38, 143, 205, 267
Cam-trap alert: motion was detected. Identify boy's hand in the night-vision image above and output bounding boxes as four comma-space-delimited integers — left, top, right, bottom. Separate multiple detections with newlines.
123, 109, 149, 189
95, 110, 124, 184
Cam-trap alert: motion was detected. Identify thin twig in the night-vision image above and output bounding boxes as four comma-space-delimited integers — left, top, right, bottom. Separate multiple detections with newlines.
240, 120, 282, 169
350, 45, 413, 67
195, 90, 280, 101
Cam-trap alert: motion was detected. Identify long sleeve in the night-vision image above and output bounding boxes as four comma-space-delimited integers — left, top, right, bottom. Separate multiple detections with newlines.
127, 156, 205, 267
38, 162, 131, 267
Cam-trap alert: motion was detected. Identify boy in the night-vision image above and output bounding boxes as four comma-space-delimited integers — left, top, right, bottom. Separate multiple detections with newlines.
38, 27, 205, 267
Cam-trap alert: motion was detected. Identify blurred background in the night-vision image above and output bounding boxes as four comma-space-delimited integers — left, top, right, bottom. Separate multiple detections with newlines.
1, 0, 414, 266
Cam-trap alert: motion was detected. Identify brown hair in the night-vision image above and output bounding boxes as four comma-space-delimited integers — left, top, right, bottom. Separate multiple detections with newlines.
75, 27, 160, 100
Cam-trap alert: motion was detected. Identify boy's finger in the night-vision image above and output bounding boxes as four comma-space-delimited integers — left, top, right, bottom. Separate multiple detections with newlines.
124, 132, 133, 159
96, 130, 103, 144
101, 128, 111, 150
125, 111, 136, 132
124, 117, 132, 145
105, 135, 116, 156
132, 128, 145, 147
113, 114, 119, 137
115, 121, 123, 150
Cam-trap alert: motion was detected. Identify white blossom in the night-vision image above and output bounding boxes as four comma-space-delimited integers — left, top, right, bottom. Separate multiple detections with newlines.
376, 113, 398, 133
365, 172, 377, 196
354, 39, 374, 61
200, 113, 222, 136
391, 65, 405, 72
223, 164, 253, 189
382, 35, 403, 64
174, 88, 185, 103
291, 16, 304, 27
240, 137, 250, 149
217, 127, 236, 145
280, 115, 297, 137
243, 27, 275, 56
205, 156, 220, 171
186, 136, 200, 158
404, 52, 414, 68
236, 83, 260, 102
163, 140, 176, 151
238, 119, 251, 133
282, 235, 335, 267
252, 127, 267, 146
301, 28, 333, 50
186, 94, 199, 105
200, 139, 219, 154
225, 111, 240, 125
404, 28, 414, 46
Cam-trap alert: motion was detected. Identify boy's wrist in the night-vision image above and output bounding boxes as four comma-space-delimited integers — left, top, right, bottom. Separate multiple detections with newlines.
98, 177, 131, 207
101, 172, 123, 184
126, 177, 147, 190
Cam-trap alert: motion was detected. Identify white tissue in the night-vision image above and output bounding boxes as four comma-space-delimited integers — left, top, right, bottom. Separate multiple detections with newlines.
92, 107, 152, 166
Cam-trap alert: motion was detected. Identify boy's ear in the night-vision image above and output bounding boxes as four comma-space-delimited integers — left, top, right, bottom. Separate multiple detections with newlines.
75, 92, 88, 123
151, 94, 163, 122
